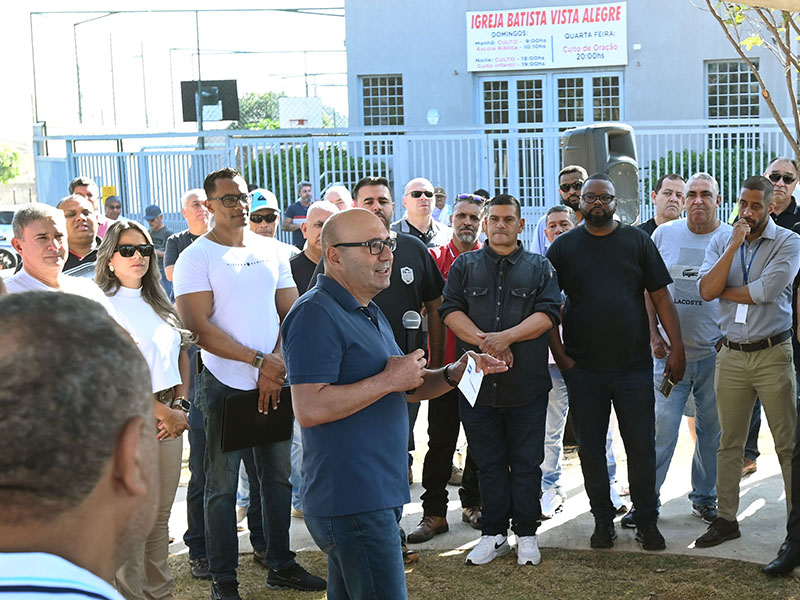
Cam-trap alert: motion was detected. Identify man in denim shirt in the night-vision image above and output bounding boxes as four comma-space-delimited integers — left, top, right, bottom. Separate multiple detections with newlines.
440, 194, 561, 567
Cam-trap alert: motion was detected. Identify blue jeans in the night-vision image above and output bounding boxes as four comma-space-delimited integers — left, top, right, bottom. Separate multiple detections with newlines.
197, 369, 295, 581
563, 366, 658, 525
459, 394, 548, 537
290, 419, 304, 512
183, 348, 206, 560
653, 354, 720, 507
541, 364, 618, 493
305, 507, 406, 600
241, 449, 267, 552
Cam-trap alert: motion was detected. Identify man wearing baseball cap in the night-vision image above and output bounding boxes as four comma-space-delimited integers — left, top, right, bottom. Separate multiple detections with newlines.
145, 204, 173, 296
432, 186, 451, 225
249, 189, 300, 262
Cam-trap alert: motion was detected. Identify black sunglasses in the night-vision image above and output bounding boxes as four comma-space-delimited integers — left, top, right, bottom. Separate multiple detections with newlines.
209, 194, 249, 208
559, 181, 584, 193
250, 213, 278, 224
408, 190, 434, 198
333, 237, 397, 255
767, 173, 797, 185
115, 244, 154, 258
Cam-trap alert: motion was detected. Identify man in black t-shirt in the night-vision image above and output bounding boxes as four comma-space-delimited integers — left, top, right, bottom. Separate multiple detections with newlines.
287, 199, 338, 517
163, 188, 213, 579
289, 200, 339, 294
637, 174, 685, 236
547, 173, 685, 553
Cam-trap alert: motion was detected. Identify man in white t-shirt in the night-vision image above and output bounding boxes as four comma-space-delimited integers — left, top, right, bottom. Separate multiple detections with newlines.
0, 291, 157, 600
173, 167, 324, 600
5, 203, 116, 316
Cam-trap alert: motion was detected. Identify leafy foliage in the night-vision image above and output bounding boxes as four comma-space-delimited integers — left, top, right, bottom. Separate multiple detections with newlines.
646, 147, 775, 204
0, 146, 20, 183
228, 92, 284, 130
706, 2, 800, 159
242, 143, 388, 207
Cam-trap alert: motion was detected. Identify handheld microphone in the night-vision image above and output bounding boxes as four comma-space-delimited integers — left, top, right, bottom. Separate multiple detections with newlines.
402, 310, 422, 395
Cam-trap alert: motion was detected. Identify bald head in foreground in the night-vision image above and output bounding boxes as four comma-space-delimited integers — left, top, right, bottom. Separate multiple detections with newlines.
282, 208, 506, 599
0, 292, 156, 599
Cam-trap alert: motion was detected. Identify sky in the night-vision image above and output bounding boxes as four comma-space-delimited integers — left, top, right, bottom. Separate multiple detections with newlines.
1, 1, 347, 153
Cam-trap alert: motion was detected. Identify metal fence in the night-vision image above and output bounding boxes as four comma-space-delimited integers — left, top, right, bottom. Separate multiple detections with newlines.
34, 120, 797, 246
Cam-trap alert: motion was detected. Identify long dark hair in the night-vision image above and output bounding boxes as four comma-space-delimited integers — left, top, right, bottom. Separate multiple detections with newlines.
95, 220, 195, 347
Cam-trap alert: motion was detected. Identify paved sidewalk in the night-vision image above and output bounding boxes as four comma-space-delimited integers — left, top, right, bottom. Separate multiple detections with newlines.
168, 402, 789, 567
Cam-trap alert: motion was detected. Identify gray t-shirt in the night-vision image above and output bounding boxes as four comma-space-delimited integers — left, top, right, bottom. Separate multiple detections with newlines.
150, 226, 173, 271
652, 218, 731, 361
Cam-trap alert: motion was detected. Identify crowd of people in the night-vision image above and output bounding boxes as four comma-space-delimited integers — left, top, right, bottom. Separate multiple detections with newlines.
2, 159, 800, 600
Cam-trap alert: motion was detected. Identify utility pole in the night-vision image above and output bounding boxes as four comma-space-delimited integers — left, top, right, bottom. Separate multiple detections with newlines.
196, 10, 204, 150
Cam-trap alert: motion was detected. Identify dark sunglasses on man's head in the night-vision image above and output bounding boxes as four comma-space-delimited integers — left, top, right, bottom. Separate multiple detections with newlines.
456, 193, 487, 204
767, 173, 797, 185
559, 181, 584, 193
115, 244, 154, 258
250, 213, 278, 224
408, 190, 434, 198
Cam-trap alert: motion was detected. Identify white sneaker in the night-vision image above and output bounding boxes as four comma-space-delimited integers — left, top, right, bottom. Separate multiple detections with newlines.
610, 486, 627, 515
516, 535, 542, 566
540, 488, 564, 519
465, 534, 510, 565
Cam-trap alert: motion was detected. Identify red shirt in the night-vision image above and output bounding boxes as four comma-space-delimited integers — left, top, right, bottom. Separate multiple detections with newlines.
430, 239, 482, 364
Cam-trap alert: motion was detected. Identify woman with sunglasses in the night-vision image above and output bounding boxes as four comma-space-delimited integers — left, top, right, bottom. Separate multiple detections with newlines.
95, 219, 192, 600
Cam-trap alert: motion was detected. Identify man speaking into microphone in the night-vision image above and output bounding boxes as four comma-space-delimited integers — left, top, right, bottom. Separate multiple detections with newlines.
283, 209, 506, 599
440, 194, 561, 567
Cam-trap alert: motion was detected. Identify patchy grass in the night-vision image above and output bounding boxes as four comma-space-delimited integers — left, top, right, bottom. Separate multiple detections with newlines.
170, 548, 800, 600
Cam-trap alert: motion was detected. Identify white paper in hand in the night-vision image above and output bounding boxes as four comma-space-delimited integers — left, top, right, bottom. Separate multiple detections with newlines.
458, 354, 484, 407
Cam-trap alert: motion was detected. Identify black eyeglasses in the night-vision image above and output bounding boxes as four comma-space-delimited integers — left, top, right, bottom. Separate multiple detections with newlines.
250, 213, 278, 224
767, 173, 797, 185
581, 193, 616, 205
559, 181, 584, 193
408, 190, 434, 199
333, 237, 397, 255
209, 194, 249, 208
115, 244, 154, 258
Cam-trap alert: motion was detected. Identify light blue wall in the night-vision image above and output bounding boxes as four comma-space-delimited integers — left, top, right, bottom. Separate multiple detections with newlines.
344, 0, 787, 127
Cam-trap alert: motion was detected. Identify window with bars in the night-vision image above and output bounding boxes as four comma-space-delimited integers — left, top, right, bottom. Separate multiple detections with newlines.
361, 75, 404, 127
517, 79, 543, 126
593, 75, 620, 121
557, 78, 584, 123
483, 80, 509, 125
707, 60, 760, 119
707, 60, 760, 148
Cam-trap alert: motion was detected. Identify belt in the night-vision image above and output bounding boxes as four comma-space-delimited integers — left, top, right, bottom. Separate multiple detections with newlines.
155, 388, 190, 412
722, 329, 792, 352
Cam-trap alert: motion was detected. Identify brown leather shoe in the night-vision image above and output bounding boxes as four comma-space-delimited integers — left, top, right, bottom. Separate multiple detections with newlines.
461, 506, 482, 530
407, 515, 449, 543
742, 458, 757, 478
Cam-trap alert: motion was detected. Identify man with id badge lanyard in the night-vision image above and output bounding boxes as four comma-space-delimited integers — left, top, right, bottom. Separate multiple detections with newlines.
696, 175, 800, 547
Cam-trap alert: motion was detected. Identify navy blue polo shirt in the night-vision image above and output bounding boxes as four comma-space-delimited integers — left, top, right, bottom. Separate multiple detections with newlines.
281, 274, 410, 517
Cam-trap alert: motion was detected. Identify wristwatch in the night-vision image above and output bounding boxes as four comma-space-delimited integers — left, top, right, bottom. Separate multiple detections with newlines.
252, 350, 264, 369
172, 396, 191, 413
443, 363, 459, 387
